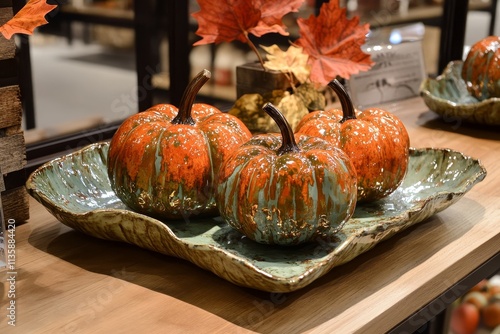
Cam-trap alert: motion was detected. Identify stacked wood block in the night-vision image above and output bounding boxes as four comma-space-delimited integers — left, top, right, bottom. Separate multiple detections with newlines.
0, 2, 29, 223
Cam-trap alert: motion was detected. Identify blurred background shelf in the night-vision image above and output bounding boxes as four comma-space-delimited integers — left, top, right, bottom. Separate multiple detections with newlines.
18, 0, 500, 170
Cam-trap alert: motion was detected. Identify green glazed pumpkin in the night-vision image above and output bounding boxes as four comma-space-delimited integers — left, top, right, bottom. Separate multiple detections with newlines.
216, 103, 357, 245
107, 70, 252, 220
462, 35, 500, 100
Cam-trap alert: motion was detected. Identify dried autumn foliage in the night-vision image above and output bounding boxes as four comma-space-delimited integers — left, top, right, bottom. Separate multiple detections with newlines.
192, 0, 304, 66
0, 0, 57, 40
295, 0, 373, 85
261, 44, 310, 86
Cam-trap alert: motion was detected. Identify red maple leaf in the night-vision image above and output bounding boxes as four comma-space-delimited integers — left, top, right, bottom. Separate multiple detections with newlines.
295, 0, 373, 85
192, 0, 304, 67
0, 0, 57, 40
192, 0, 304, 45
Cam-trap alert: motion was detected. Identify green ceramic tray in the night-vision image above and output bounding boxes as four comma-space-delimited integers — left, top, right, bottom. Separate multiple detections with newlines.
26, 142, 486, 292
420, 60, 500, 125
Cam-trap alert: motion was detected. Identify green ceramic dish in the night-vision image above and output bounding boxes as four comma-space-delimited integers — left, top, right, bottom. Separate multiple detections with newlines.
420, 60, 500, 125
26, 142, 486, 292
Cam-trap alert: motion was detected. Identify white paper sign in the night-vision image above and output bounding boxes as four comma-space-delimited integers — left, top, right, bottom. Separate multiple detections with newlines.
347, 41, 426, 108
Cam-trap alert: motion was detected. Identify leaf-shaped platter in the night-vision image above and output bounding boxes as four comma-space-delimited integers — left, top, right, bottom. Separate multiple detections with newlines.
420, 60, 500, 125
26, 142, 486, 292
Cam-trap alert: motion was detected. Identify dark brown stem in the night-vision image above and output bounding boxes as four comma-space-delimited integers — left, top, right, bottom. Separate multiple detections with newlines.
171, 69, 211, 125
245, 32, 266, 69
327, 79, 357, 123
262, 103, 300, 155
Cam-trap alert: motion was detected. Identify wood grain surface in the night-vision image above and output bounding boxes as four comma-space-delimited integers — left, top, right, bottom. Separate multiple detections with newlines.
1, 97, 499, 333
0, 7, 14, 60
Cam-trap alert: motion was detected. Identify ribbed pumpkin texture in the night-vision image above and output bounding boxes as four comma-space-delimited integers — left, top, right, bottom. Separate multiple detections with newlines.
296, 79, 410, 203
107, 70, 252, 220
462, 35, 500, 100
216, 103, 357, 245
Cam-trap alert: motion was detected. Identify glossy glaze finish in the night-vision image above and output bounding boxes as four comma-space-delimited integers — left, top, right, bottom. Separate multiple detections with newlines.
462, 36, 500, 100
25, 142, 486, 292
216, 132, 357, 245
216, 103, 357, 245
296, 80, 410, 203
421, 60, 500, 125
107, 71, 252, 219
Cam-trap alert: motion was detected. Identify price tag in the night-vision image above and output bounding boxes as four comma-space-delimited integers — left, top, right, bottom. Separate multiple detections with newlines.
347, 41, 426, 108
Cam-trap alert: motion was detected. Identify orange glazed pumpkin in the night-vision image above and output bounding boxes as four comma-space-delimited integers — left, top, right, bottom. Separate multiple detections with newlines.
107, 70, 252, 219
216, 103, 357, 245
296, 79, 410, 203
462, 35, 500, 100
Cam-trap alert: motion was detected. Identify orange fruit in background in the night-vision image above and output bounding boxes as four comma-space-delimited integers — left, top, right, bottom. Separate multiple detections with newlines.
483, 301, 500, 329
450, 303, 480, 334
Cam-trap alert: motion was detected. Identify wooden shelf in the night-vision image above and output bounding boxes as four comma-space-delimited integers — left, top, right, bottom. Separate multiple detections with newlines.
58, 4, 134, 27
13, 96, 500, 334
355, 0, 493, 26
62, 4, 133, 20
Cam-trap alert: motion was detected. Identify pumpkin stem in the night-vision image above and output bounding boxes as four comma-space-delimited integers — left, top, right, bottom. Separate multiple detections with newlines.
171, 69, 211, 125
262, 103, 300, 155
327, 79, 357, 123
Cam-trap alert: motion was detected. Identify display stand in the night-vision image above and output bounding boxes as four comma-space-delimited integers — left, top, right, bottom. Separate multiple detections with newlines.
0, 1, 29, 224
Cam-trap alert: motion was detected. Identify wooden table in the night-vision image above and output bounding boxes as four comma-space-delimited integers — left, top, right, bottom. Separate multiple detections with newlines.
3, 97, 500, 333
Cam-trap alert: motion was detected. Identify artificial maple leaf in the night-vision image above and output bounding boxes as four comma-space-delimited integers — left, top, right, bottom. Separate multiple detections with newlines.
252, 0, 304, 38
192, 0, 304, 47
295, 0, 373, 85
262, 44, 310, 84
0, 0, 57, 40
192, 0, 304, 67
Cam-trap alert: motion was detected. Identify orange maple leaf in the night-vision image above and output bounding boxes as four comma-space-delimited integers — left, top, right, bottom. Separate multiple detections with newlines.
0, 0, 57, 40
192, 0, 304, 68
295, 0, 373, 85
192, 0, 304, 45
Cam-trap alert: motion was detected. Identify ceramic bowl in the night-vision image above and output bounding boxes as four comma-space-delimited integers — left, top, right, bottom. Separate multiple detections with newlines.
420, 61, 500, 125
26, 142, 486, 292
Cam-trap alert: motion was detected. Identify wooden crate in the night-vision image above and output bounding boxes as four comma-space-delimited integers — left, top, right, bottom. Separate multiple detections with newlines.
0, 4, 29, 223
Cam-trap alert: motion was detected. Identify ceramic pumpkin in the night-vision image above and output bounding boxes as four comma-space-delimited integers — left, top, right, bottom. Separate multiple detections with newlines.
108, 70, 252, 219
296, 79, 410, 203
462, 35, 500, 100
216, 102, 357, 245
